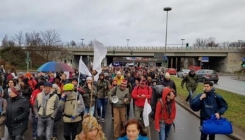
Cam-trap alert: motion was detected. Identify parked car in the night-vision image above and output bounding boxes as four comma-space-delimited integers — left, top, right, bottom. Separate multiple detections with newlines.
195, 69, 219, 83
166, 68, 177, 75
177, 69, 190, 78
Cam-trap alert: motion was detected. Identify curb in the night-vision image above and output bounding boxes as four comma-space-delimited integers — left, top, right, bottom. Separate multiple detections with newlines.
175, 100, 243, 140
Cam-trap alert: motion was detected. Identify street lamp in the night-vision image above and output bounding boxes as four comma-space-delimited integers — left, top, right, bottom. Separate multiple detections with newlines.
163, 7, 172, 67
181, 39, 185, 47
126, 39, 130, 47
81, 39, 84, 46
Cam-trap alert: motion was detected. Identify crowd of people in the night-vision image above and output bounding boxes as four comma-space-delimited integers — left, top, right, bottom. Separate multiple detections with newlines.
0, 65, 228, 140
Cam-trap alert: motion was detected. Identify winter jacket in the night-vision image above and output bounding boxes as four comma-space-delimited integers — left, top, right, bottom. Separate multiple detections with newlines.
117, 135, 149, 140
21, 86, 33, 100
82, 84, 97, 107
190, 88, 228, 119
181, 72, 198, 91
131, 86, 152, 107
155, 87, 176, 130
30, 89, 42, 107
6, 96, 30, 136
28, 79, 37, 90
160, 78, 177, 96
108, 86, 130, 108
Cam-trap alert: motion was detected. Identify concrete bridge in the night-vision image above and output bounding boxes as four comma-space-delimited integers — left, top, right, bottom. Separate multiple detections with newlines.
69, 46, 244, 73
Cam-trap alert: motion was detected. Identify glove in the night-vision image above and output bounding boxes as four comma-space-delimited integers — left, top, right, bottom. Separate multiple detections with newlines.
61, 97, 66, 101
71, 116, 76, 120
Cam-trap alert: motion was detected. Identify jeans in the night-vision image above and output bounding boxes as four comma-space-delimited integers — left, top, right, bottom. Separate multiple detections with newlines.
159, 122, 172, 140
37, 117, 54, 140
32, 113, 37, 138
186, 90, 194, 103
63, 122, 80, 140
96, 98, 108, 118
84, 106, 95, 116
200, 119, 215, 140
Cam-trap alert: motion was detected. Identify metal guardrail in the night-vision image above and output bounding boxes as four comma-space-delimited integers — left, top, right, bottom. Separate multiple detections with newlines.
67, 46, 243, 51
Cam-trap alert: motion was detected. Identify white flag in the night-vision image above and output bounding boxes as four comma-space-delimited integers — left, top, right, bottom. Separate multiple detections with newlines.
79, 56, 91, 76
93, 69, 102, 81
143, 98, 152, 127
92, 40, 107, 72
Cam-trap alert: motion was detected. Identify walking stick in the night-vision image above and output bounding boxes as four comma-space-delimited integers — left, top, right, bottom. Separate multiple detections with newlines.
147, 126, 152, 140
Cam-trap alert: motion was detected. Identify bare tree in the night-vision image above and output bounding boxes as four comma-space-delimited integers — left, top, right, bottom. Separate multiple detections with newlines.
206, 37, 219, 47
41, 30, 61, 46
13, 31, 24, 46
1, 34, 8, 47
220, 42, 230, 47
25, 32, 43, 47
193, 38, 207, 47
70, 40, 76, 47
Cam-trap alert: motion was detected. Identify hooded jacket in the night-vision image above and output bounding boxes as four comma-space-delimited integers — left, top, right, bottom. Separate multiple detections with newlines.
154, 87, 176, 130
131, 86, 152, 107
190, 88, 228, 119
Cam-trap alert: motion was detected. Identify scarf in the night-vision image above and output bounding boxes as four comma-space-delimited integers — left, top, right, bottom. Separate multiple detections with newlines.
42, 91, 50, 116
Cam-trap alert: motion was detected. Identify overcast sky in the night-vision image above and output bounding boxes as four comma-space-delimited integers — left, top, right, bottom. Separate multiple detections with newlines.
0, 0, 245, 47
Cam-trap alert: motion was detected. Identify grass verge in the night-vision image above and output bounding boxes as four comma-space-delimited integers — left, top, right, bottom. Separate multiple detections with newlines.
171, 76, 245, 130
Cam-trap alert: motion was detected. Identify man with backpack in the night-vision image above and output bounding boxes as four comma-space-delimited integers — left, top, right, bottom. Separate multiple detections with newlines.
131, 79, 152, 127
190, 81, 228, 140
154, 87, 176, 140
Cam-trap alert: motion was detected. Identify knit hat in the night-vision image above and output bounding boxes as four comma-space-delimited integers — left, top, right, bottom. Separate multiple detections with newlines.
82, 114, 99, 133
25, 72, 32, 78
22, 78, 29, 85
10, 87, 21, 96
44, 82, 53, 87
120, 80, 127, 87
86, 77, 92, 81
165, 72, 171, 79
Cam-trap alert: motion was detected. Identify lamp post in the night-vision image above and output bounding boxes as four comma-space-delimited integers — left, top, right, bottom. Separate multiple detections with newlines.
126, 39, 130, 47
163, 7, 172, 67
25, 51, 31, 72
81, 38, 84, 46
181, 39, 185, 47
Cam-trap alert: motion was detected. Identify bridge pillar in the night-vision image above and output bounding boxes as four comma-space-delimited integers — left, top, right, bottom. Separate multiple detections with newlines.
72, 55, 80, 69
184, 58, 188, 69
107, 56, 114, 66
173, 57, 176, 69
177, 57, 181, 71
168, 57, 171, 68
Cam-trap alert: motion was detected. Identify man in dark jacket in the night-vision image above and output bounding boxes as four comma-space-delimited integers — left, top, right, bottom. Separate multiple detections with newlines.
181, 69, 198, 103
160, 72, 177, 97
6, 87, 29, 140
190, 81, 228, 140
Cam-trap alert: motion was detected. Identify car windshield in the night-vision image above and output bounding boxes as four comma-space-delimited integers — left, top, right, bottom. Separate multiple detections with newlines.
206, 70, 217, 74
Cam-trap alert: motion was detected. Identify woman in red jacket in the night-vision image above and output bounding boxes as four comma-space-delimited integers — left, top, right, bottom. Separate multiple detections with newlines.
154, 87, 176, 140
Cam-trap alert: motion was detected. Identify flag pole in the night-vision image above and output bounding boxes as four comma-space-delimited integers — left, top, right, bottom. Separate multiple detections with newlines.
147, 125, 151, 140
89, 69, 95, 115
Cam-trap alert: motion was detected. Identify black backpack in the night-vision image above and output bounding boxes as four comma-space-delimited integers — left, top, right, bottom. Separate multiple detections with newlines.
150, 85, 165, 120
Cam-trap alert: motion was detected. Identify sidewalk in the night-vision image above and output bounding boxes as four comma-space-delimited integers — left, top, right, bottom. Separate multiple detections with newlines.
175, 96, 245, 140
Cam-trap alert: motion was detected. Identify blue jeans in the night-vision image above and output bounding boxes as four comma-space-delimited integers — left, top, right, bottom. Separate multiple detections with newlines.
159, 122, 172, 140
186, 90, 194, 103
96, 98, 108, 118
37, 117, 54, 140
32, 114, 37, 138
84, 106, 95, 116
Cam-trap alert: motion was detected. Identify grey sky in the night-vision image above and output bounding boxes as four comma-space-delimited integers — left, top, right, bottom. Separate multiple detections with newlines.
0, 0, 245, 47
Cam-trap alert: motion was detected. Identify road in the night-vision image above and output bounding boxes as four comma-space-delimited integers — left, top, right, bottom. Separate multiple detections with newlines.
3, 104, 232, 140
213, 76, 245, 96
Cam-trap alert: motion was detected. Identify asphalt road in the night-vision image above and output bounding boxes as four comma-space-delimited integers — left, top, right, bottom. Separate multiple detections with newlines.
213, 76, 245, 96
3, 103, 232, 140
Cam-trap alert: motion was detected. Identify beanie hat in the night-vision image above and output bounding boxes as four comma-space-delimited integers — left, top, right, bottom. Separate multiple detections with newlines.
86, 77, 92, 81
11, 87, 21, 96
44, 82, 53, 87
165, 72, 171, 79
82, 114, 99, 133
22, 78, 29, 85
120, 80, 127, 87
25, 72, 32, 78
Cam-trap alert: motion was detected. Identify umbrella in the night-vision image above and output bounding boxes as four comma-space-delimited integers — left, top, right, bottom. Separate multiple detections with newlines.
37, 62, 74, 72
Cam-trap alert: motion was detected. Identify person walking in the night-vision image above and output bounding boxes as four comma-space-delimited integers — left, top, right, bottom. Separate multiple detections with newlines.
34, 82, 59, 140
181, 69, 198, 103
59, 83, 85, 140
190, 81, 228, 140
5, 87, 30, 140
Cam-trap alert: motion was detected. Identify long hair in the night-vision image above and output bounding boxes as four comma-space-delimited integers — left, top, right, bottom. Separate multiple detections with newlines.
119, 118, 147, 137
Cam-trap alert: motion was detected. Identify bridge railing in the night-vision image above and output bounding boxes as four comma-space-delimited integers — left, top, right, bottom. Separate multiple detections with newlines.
67, 46, 243, 51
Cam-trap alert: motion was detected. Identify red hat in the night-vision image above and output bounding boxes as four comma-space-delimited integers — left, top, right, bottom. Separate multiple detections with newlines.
25, 72, 32, 78
120, 80, 127, 87
11, 87, 21, 96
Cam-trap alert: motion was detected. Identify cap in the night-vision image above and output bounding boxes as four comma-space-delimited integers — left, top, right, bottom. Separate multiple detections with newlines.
44, 82, 53, 87
165, 72, 170, 79
120, 80, 127, 87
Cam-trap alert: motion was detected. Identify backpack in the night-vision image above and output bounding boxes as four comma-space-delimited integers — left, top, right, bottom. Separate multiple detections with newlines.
150, 85, 165, 120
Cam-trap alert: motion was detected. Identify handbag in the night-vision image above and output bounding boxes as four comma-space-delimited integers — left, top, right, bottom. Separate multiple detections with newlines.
200, 115, 233, 135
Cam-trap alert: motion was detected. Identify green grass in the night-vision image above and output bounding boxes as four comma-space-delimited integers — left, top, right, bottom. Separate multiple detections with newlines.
171, 76, 245, 130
